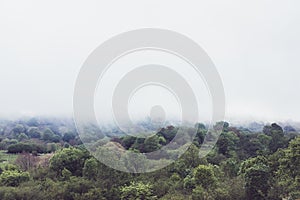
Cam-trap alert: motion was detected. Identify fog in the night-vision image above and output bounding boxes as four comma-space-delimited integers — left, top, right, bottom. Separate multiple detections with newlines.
0, 0, 299, 122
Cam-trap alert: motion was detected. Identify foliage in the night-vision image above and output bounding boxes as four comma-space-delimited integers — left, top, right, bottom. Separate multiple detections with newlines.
120, 181, 157, 200
0, 119, 299, 199
7, 142, 46, 154
83, 157, 98, 180
50, 147, 90, 176
0, 169, 30, 187
193, 164, 217, 189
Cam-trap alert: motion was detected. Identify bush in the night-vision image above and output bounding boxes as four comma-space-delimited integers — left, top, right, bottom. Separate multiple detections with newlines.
7, 143, 46, 154
0, 170, 30, 187
120, 182, 157, 200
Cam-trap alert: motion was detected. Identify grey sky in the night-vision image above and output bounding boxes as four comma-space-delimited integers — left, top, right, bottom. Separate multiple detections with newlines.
0, 0, 299, 122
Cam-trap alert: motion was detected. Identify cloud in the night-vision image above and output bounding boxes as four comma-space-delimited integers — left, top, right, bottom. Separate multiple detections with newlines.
0, 0, 299, 121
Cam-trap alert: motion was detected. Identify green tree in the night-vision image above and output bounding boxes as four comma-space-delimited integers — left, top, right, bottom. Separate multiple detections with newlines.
121, 136, 136, 149
50, 147, 90, 176
216, 131, 239, 156
193, 165, 217, 189
27, 127, 41, 139
277, 137, 300, 199
42, 128, 60, 142
17, 133, 28, 141
63, 132, 76, 142
263, 123, 287, 153
220, 158, 239, 178
7, 142, 46, 154
11, 124, 25, 135
121, 150, 148, 173
194, 125, 206, 146
240, 156, 270, 200
120, 181, 157, 200
257, 134, 272, 154
83, 157, 99, 180
192, 185, 211, 200
144, 135, 161, 152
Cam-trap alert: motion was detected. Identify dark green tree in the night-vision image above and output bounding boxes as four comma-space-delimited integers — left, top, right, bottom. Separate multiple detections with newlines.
240, 156, 270, 200
50, 147, 90, 176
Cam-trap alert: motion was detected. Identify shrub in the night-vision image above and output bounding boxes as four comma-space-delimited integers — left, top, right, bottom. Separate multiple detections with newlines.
0, 170, 30, 187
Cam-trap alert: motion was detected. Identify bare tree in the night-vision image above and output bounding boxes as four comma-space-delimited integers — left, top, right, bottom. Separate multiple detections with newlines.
15, 152, 38, 171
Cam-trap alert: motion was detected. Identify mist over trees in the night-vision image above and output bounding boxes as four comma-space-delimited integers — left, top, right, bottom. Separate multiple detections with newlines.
0, 118, 299, 199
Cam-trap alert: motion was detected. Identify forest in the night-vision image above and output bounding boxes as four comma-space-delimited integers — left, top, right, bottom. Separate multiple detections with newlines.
0, 118, 299, 200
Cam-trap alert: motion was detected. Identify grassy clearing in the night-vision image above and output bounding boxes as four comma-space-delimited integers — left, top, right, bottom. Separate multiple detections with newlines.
0, 150, 17, 168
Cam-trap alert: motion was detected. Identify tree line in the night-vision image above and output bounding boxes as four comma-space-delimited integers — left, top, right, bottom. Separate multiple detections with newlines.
0, 119, 299, 199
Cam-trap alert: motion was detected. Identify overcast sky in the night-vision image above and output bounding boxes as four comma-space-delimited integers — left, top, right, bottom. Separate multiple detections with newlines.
0, 0, 299, 123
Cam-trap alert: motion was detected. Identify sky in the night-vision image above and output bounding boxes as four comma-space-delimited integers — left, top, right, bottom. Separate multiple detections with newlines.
0, 0, 300, 123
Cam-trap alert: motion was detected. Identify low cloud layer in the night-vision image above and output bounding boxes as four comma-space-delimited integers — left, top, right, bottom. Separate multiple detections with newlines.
0, 0, 299, 122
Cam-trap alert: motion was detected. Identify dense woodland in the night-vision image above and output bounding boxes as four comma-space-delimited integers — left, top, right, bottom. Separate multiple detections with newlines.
0, 118, 299, 200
